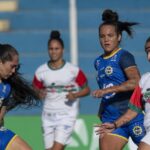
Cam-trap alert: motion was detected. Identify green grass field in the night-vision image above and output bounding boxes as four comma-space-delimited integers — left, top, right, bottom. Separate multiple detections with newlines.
5, 115, 129, 150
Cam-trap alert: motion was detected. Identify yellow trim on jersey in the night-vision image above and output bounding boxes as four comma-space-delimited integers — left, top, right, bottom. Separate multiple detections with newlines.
108, 133, 128, 142
103, 48, 121, 59
6, 135, 18, 150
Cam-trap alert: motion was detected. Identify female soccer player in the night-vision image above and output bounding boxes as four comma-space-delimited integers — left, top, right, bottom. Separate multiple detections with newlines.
92, 9, 146, 150
0, 44, 39, 150
32, 30, 90, 150
97, 36, 150, 150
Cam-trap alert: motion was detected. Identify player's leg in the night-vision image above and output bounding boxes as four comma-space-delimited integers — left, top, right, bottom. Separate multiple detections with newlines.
6, 136, 32, 150
99, 133, 127, 150
50, 114, 76, 150
48, 141, 65, 150
42, 111, 55, 150
138, 142, 150, 150
43, 124, 55, 150
0, 127, 31, 150
137, 131, 150, 150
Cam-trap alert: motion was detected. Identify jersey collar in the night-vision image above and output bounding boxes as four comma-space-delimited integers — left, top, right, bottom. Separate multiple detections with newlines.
103, 48, 122, 59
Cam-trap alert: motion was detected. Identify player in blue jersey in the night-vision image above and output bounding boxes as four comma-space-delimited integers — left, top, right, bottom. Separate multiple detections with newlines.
96, 37, 150, 150
92, 9, 146, 150
0, 44, 39, 150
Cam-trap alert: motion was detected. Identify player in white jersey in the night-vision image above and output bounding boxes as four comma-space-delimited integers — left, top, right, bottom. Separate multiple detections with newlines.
96, 37, 150, 150
32, 30, 90, 150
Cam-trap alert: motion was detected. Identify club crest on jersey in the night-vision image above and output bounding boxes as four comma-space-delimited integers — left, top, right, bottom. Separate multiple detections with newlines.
105, 66, 113, 75
133, 126, 143, 136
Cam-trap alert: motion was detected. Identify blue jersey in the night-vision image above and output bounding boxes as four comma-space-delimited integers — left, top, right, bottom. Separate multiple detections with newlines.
0, 82, 17, 149
94, 48, 146, 144
0, 82, 11, 107
0, 127, 16, 150
94, 48, 145, 144
94, 48, 143, 120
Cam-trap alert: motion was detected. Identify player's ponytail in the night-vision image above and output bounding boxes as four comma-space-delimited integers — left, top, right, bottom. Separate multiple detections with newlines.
99, 9, 138, 38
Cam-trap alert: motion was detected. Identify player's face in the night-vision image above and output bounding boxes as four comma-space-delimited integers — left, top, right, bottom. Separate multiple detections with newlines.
0, 54, 19, 80
99, 25, 121, 54
145, 41, 150, 61
48, 40, 63, 62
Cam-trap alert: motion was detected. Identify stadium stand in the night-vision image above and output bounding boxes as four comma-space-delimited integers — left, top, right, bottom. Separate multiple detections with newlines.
0, 0, 150, 115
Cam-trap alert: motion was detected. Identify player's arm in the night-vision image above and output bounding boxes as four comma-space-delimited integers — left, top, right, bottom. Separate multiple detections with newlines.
0, 106, 6, 126
67, 85, 90, 100
95, 85, 143, 135
92, 51, 140, 98
114, 84, 143, 128
32, 75, 47, 99
104, 66, 140, 93
112, 109, 138, 128
66, 70, 90, 100
95, 109, 138, 135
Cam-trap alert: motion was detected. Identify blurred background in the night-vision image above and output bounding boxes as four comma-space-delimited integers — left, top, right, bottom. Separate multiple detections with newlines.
1, 0, 150, 149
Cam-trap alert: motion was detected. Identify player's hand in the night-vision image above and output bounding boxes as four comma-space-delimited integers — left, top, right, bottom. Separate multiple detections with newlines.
94, 123, 115, 136
38, 89, 47, 99
92, 89, 106, 98
66, 92, 77, 101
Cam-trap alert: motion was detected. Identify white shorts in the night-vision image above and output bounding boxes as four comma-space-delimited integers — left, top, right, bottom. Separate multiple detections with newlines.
42, 111, 76, 149
141, 130, 150, 145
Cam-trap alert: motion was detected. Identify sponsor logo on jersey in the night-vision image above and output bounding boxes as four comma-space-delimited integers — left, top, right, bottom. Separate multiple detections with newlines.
47, 83, 77, 93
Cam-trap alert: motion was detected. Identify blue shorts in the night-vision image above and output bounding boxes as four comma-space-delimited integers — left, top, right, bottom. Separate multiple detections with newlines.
0, 127, 17, 150
102, 114, 146, 145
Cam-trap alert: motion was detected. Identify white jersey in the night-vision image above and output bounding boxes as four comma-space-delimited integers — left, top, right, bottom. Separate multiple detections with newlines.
33, 61, 88, 116
129, 72, 150, 132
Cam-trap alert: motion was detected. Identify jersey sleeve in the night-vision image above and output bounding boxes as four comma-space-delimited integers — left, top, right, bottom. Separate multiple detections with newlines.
75, 69, 88, 89
119, 51, 136, 69
94, 59, 98, 71
32, 75, 44, 89
94, 57, 101, 71
32, 68, 45, 89
128, 85, 143, 113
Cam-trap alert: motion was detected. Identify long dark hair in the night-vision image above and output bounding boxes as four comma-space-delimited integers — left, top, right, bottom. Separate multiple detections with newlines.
99, 9, 138, 38
0, 44, 39, 111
